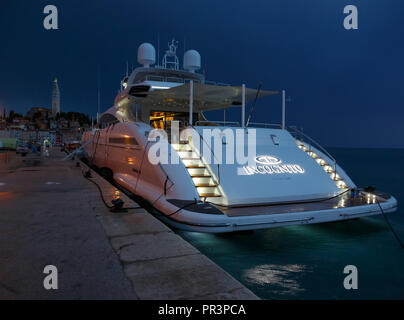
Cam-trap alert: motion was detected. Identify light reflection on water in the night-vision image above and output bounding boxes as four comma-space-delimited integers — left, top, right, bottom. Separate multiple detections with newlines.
177, 149, 404, 299
243, 264, 310, 296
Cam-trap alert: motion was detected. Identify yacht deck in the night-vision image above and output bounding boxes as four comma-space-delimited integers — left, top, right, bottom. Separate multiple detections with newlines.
215, 191, 388, 217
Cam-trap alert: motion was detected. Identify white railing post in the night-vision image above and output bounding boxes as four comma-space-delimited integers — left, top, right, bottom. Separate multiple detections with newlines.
242, 83, 246, 128
189, 80, 194, 126
282, 90, 286, 130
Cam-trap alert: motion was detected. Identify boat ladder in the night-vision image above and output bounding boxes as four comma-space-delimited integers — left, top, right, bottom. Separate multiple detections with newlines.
296, 141, 348, 189
172, 141, 222, 199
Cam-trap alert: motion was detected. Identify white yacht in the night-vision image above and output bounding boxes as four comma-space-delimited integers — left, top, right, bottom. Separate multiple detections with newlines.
82, 40, 397, 233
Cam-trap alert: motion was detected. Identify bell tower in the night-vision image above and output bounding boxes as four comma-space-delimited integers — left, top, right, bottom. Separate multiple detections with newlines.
52, 77, 60, 115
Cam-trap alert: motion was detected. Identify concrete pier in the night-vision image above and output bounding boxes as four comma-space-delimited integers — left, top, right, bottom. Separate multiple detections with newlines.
0, 150, 258, 300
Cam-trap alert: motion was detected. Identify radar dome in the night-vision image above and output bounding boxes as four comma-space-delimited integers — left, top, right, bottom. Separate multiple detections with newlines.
137, 43, 156, 67
183, 50, 201, 72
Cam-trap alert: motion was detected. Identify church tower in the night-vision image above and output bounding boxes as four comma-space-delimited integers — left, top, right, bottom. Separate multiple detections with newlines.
52, 78, 60, 115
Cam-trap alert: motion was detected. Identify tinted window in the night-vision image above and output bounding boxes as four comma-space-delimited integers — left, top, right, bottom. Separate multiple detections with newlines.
109, 137, 138, 146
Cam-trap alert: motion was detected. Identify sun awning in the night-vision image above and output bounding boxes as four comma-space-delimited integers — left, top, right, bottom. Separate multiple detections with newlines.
133, 83, 279, 112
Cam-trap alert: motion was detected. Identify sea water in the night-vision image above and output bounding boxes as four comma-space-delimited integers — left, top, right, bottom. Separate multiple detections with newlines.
177, 148, 404, 299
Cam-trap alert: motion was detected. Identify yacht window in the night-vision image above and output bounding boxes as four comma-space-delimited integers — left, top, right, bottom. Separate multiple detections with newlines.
129, 85, 150, 97
147, 75, 165, 82
133, 70, 204, 84
166, 77, 184, 83
109, 137, 138, 145
184, 78, 200, 84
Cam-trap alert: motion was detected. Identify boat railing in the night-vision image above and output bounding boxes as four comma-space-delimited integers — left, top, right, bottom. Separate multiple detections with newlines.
195, 120, 240, 127
193, 129, 221, 185
195, 121, 282, 129
204, 80, 231, 86
287, 125, 337, 172
145, 75, 165, 82
137, 75, 201, 84
247, 122, 282, 129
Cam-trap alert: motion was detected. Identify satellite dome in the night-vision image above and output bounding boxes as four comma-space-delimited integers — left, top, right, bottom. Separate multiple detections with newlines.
138, 43, 156, 67
183, 49, 201, 72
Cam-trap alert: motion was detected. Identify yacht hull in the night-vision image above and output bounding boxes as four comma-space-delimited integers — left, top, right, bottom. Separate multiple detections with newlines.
82, 122, 398, 233
150, 193, 398, 233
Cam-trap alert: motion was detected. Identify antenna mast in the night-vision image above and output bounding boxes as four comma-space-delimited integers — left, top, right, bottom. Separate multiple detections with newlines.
162, 39, 179, 70
157, 33, 160, 67
97, 65, 100, 122
184, 37, 186, 59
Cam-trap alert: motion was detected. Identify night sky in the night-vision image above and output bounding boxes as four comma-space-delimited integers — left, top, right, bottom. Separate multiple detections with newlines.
1, 0, 403, 147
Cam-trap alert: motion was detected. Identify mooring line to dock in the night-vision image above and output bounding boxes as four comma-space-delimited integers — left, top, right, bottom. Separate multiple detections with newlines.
377, 199, 404, 250
80, 167, 141, 211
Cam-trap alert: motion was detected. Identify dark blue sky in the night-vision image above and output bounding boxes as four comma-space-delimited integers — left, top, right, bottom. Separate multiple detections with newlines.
1, 0, 403, 147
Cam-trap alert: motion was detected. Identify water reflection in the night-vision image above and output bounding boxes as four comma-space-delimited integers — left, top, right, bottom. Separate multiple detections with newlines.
176, 149, 404, 299
244, 264, 310, 296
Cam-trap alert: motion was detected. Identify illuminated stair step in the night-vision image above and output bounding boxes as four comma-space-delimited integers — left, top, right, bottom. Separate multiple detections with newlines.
297, 140, 349, 190
199, 193, 221, 198
316, 159, 326, 165
192, 180, 215, 190
172, 144, 192, 152
192, 176, 214, 183
188, 167, 209, 174
173, 147, 192, 152
191, 174, 212, 178
197, 186, 218, 193
329, 172, 342, 180
177, 151, 199, 158
197, 186, 221, 198
189, 168, 211, 177
173, 141, 222, 198
182, 159, 204, 166
194, 183, 218, 187
337, 181, 347, 189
